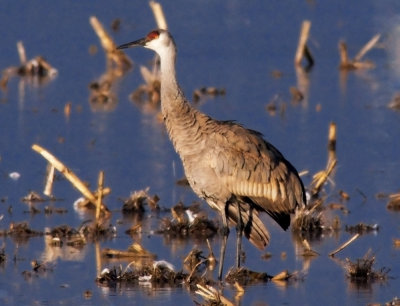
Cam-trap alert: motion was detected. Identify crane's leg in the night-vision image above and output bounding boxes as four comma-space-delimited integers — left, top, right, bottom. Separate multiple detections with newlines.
218, 202, 230, 281
236, 202, 243, 268
218, 232, 228, 281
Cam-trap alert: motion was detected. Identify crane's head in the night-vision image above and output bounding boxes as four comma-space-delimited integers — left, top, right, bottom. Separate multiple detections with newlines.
117, 29, 175, 57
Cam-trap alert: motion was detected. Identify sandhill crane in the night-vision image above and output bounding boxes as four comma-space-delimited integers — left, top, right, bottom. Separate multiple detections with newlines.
117, 29, 306, 280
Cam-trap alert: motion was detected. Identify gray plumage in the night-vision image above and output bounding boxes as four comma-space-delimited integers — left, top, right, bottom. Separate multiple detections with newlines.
118, 29, 306, 252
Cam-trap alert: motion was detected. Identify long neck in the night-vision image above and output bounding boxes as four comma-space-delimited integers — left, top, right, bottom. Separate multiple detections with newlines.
158, 47, 210, 156
159, 48, 185, 115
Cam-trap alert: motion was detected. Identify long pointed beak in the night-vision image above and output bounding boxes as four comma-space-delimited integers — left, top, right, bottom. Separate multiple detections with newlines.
117, 37, 147, 50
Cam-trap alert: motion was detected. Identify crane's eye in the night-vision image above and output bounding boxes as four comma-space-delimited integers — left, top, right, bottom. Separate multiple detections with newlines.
147, 30, 160, 41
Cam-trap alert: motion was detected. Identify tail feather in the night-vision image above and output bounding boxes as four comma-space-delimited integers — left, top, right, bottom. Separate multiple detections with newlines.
226, 202, 270, 250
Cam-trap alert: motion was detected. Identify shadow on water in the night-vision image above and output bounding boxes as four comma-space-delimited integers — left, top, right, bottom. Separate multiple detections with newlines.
1, 1, 400, 305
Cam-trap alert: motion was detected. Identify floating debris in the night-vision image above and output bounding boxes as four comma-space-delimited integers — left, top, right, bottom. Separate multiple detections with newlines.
183, 248, 204, 272
225, 267, 271, 285
89, 16, 132, 111
157, 202, 218, 240
0, 222, 43, 239
125, 223, 143, 236
309, 122, 337, 198
328, 202, 350, 214
96, 263, 187, 288
176, 176, 190, 186
110, 18, 121, 32
73, 188, 111, 212
83, 290, 93, 300
0, 41, 57, 90
46, 224, 86, 248
193, 86, 226, 104
294, 20, 314, 68
31, 259, 54, 273
127, 2, 166, 116
345, 223, 379, 235
80, 221, 116, 241
344, 251, 389, 284
300, 239, 319, 257
388, 93, 400, 111
102, 243, 156, 260
21, 190, 45, 203
43, 163, 56, 197
48, 225, 80, 238
8, 172, 21, 181
329, 234, 360, 257
90, 16, 132, 72
339, 34, 380, 70
0, 247, 5, 264
158, 216, 218, 240
292, 203, 325, 241
22, 259, 54, 281
339, 190, 350, 201
265, 95, 287, 117
387, 192, 400, 211
149, 0, 168, 30
310, 159, 337, 198
130, 65, 161, 113
270, 69, 283, 78
195, 284, 234, 306
384, 297, 400, 305
32, 144, 110, 217
121, 188, 160, 213
289, 86, 304, 103
261, 252, 272, 260
271, 270, 291, 281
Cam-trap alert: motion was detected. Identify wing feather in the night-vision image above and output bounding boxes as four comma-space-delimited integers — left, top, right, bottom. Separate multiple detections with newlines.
208, 121, 305, 222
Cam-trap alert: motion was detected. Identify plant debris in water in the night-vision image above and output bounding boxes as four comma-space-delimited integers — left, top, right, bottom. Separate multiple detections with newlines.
345, 251, 390, 284
22, 260, 54, 281
387, 192, 400, 211
192, 86, 226, 104
291, 204, 325, 241
102, 243, 156, 260
130, 65, 161, 113
344, 251, 390, 286
0, 222, 43, 239
157, 201, 218, 240
345, 223, 379, 235
195, 284, 234, 306
21, 190, 46, 202
96, 263, 187, 288
0, 41, 57, 90
121, 187, 160, 213
388, 93, 400, 111
0, 247, 6, 264
225, 267, 272, 285
46, 225, 86, 248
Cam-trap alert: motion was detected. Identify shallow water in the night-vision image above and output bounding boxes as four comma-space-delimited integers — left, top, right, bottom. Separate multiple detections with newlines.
1, 1, 400, 305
